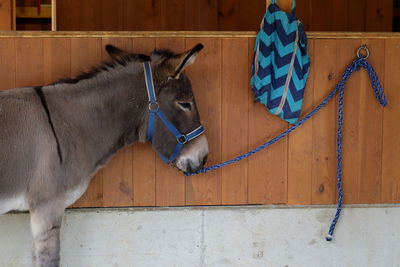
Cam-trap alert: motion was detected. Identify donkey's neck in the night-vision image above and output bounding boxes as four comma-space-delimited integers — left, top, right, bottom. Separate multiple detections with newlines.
45, 62, 148, 171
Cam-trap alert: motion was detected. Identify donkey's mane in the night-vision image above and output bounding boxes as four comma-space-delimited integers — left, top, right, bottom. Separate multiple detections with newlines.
54, 49, 176, 86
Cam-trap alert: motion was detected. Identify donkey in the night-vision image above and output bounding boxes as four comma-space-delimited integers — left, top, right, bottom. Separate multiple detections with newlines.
0, 43, 208, 267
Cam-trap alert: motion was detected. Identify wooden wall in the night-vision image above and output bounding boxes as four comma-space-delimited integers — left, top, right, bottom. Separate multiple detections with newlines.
0, 0, 12, 30
0, 33, 399, 207
56, 0, 394, 32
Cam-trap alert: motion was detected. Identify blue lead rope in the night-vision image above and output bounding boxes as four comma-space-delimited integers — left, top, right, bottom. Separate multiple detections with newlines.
185, 47, 387, 241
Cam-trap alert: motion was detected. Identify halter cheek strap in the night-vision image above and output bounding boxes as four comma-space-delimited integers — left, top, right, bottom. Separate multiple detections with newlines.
143, 62, 205, 164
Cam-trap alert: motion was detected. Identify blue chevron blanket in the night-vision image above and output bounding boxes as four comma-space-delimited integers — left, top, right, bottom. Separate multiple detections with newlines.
251, 0, 310, 124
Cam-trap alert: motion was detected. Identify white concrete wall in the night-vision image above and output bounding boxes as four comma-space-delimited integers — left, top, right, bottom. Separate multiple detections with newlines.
0, 205, 399, 267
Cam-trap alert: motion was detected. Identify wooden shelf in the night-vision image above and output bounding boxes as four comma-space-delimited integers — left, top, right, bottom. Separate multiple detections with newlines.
16, 4, 51, 19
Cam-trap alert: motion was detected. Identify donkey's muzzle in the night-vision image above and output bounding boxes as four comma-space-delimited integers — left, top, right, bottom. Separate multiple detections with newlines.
175, 135, 209, 173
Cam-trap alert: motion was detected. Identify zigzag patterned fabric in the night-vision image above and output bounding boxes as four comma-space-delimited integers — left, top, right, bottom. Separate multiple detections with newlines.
251, 0, 310, 124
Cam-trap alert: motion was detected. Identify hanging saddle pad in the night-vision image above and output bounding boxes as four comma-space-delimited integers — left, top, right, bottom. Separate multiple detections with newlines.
250, 0, 310, 124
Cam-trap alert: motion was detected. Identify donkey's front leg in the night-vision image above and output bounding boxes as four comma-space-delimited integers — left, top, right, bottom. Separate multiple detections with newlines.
30, 201, 65, 267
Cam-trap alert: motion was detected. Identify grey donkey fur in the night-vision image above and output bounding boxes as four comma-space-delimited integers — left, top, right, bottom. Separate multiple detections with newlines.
0, 44, 208, 267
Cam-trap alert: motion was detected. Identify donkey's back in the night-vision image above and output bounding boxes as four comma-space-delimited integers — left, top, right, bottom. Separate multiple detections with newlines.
0, 86, 58, 214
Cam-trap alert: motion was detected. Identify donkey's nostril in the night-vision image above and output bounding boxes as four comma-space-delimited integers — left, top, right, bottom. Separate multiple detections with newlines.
186, 160, 194, 173
202, 155, 208, 167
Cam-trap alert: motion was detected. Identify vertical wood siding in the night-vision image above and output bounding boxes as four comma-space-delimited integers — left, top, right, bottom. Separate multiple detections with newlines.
0, 36, 398, 207
55, 0, 393, 32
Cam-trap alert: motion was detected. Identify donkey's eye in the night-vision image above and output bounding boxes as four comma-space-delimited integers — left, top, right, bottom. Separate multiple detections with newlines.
176, 101, 192, 111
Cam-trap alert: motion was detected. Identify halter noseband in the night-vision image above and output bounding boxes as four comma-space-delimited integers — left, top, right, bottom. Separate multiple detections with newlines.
143, 62, 205, 164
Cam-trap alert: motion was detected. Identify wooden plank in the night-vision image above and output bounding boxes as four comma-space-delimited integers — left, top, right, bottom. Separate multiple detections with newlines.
184, 37, 222, 205
101, 37, 134, 207
161, 0, 186, 30
184, 0, 200, 30
100, 0, 125, 31
219, 0, 266, 31
198, 0, 218, 31
366, 0, 393, 32
0, 38, 16, 91
55, 0, 71, 30
184, 0, 218, 31
336, 40, 385, 204
125, 0, 161, 31
382, 39, 400, 203
287, 40, 314, 205
311, 39, 338, 205
221, 37, 248, 205
57, 0, 101, 31
154, 37, 186, 206
296, 0, 312, 31
217, 0, 238, 31
43, 37, 71, 84
0, 0, 13, 30
336, 39, 385, 204
338, 39, 363, 204
248, 37, 288, 205
15, 38, 43, 87
130, 37, 157, 207
331, 0, 348, 31
236, 0, 266, 31
310, 0, 337, 31
347, 0, 366, 31
102, 146, 134, 207
70, 37, 104, 207
357, 39, 385, 203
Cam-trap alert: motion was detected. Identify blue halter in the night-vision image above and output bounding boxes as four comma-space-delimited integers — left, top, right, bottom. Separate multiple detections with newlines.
143, 62, 205, 164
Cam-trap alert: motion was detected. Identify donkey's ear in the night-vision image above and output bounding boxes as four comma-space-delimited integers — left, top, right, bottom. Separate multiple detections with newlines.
105, 44, 130, 64
168, 43, 204, 79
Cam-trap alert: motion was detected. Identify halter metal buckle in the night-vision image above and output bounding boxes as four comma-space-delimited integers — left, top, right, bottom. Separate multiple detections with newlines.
149, 102, 159, 111
177, 135, 188, 144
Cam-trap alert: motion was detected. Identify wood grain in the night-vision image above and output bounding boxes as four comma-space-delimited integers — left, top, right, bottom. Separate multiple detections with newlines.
43, 37, 71, 84
125, 0, 161, 31
15, 38, 43, 87
0, 35, 399, 208
382, 39, 400, 203
197, 0, 218, 31
0, 0, 12, 30
0, 38, 16, 91
287, 40, 314, 205
357, 39, 385, 203
54, 0, 393, 32
347, 0, 367, 32
221, 37, 249, 204
365, 0, 393, 32
338, 39, 363, 204
161, 0, 186, 30
248, 37, 288, 205
311, 39, 338, 205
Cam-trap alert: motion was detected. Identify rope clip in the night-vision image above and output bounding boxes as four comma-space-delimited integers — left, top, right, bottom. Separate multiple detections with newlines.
357, 45, 370, 59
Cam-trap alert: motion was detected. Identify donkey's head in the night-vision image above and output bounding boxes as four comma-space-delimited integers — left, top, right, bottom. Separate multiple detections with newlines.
106, 44, 208, 173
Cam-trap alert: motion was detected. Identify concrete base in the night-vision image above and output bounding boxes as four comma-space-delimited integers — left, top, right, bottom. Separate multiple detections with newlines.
0, 205, 399, 267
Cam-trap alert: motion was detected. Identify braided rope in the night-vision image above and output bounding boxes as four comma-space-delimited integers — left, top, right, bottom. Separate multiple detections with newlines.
185, 56, 387, 241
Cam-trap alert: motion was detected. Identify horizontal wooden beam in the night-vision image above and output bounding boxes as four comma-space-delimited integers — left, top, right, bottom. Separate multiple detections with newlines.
0, 31, 399, 39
